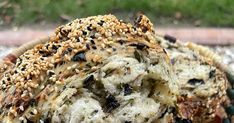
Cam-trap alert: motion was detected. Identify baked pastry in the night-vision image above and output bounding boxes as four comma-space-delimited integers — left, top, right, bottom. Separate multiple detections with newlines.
0, 14, 227, 123
156, 35, 227, 122
0, 15, 179, 123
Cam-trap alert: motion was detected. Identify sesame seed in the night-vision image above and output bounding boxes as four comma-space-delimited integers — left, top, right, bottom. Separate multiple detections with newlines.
75, 69, 79, 73
19, 117, 25, 121
56, 81, 62, 85
33, 109, 38, 114
67, 66, 72, 70
19, 106, 24, 111
106, 49, 112, 54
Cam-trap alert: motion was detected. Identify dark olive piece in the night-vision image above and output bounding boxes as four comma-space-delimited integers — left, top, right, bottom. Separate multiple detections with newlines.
129, 43, 148, 50
223, 118, 231, 123
71, 52, 86, 62
123, 84, 132, 96
125, 121, 132, 123
227, 88, 234, 99
105, 94, 120, 113
209, 69, 216, 78
83, 75, 95, 88
52, 45, 58, 50
225, 70, 234, 85
225, 105, 234, 116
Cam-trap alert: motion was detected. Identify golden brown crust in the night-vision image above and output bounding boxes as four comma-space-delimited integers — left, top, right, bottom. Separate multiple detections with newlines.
0, 14, 164, 121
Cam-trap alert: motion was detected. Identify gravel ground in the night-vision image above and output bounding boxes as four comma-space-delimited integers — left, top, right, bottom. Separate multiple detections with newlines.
1, 45, 234, 70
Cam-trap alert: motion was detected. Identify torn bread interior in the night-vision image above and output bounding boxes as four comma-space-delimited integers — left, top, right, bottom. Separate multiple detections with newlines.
157, 35, 227, 122
0, 15, 178, 123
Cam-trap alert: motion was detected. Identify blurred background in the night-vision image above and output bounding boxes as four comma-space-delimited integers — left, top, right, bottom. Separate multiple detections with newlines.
0, 0, 234, 27
1, 0, 234, 27
0, 0, 234, 67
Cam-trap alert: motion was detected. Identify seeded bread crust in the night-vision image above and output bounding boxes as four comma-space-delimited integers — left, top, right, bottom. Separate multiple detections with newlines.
0, 15, 179, 123
0, 14, 227, 123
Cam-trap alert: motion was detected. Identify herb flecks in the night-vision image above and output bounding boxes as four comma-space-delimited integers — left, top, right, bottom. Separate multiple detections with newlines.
105, 94, 120, 113
123, 84, 133, 96
134, 50, 142, 62
83, 75, 95, 88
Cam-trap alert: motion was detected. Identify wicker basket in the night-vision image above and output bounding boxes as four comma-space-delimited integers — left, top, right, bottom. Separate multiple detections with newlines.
1, 36, 49, 63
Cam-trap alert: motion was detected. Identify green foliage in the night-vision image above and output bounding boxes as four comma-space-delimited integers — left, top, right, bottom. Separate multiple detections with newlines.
1, 0, 234, 27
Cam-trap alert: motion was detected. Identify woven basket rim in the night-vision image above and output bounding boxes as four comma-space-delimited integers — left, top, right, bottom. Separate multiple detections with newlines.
0, 35, 224, 64
0, 36, 50, 64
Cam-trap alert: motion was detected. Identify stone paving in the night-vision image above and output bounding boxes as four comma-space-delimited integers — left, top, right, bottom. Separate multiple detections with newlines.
0, 28, 234, 46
